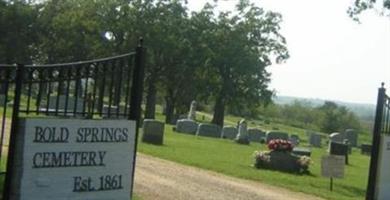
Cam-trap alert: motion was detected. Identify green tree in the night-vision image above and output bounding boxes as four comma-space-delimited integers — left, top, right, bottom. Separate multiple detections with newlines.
0, 0, 38, 64
35, 0, 107, 63
348, 0, 390, 21
197, 0, 289, 127
318, 101, 360, 133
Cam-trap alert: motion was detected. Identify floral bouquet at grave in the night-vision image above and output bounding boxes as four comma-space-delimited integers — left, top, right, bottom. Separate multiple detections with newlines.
267, 139, 293, 152
296, 156, 312, 173
253, 139, 312, 173
253, 150, 271, 169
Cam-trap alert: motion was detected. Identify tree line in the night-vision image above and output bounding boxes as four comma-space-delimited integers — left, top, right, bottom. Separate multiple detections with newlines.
0, 0, 289, 127
254, 100, 362, 134
2, 0, 370, 131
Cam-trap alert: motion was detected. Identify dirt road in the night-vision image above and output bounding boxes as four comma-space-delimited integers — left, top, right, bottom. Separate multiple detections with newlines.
134, 154, 323, 200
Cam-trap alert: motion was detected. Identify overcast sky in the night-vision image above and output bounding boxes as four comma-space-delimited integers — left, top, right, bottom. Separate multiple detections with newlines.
187, 0, 390, 104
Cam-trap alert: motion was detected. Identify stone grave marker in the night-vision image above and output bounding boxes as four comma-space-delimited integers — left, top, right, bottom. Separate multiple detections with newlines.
10, 118, 136, 200
344, 129, 358, 147
175, 119, 198, 134
196, 123, 221, 138
265, 131, 289, 143
248, 128, 265, 143
187, 100, 197, 120
102, 105, 129, 119
329, 142, 349, 164
42, 95, 84, 115
329, 132, 346, 144
142, 119, 165, 145
289, 134, 300, 146
361, 144, 372, 155
321, 155, 345, 178
221, 126, 237, 139
235, 119, 250, 144
309, 133, 322, 147
292, 147, 311, 157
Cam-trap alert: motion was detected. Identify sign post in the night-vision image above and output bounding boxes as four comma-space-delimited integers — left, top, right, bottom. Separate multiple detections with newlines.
321, 155, 345, 191
9, 118, 136, 200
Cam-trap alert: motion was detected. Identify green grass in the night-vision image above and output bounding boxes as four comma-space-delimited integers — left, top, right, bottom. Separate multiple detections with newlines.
138, 123, 370, 200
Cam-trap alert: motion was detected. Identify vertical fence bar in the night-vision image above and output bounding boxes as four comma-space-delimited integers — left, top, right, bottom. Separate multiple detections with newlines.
116, 59, 124, 117
384, 99, 390, 134
74, 67, 81, 116
108, 62, 115, 118
3, 64, 25, 199
366, 83, 386, 200
55, 69, 62, 116
0, 69, 10, 167
26, 69, 33, 114
91, 64, 98, 117
64, 68, 72, 117
36, 69, 43, 114
83, 65, 90, 117
124, 57, 133, 116
45, 69, 52, 115
129, 38, 145, 197
98, 63, 107, 115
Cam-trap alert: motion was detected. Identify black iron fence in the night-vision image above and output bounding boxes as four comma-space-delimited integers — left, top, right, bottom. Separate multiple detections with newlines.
0, 41, 145, 199
366, 83, 390, 200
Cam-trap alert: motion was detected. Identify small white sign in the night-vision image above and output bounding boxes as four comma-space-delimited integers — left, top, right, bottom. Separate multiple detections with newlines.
321, 155, 345, 179
376, 135, 390, 199
11, 118, 136, 200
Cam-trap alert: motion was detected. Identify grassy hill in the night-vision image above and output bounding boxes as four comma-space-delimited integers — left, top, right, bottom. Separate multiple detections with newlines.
136, 108, 373, 200
274, 95, 375, 121
139, 120, 369, 200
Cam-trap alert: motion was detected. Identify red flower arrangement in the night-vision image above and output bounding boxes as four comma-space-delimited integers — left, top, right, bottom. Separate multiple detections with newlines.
267, 139, 293, 152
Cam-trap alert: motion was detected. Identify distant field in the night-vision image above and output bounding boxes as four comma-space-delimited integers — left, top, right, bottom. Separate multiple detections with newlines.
138, 122, 370, 200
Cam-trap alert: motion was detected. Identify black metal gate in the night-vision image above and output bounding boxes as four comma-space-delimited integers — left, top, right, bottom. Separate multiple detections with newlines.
0, 40, 145, 199
366, 83, 390, 200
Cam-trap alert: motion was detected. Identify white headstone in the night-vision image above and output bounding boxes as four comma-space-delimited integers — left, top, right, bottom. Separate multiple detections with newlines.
235, 119, 250, 144
187, 100, 197, 120
329, 132, 345, 144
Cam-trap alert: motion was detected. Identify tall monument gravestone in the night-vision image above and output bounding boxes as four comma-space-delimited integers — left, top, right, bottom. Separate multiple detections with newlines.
175, 100, 198, 134
187, 100, 197, 120
10, 118, 136, 200
235, 119, 250, 144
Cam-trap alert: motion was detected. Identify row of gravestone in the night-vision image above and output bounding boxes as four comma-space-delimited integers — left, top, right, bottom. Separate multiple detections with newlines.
329, 129, 359, 147
175, 119, 304, 145
32, 95, 128, 118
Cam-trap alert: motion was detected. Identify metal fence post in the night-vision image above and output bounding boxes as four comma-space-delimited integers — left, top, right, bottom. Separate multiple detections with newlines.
3, 64, 25, 200
128, 38, 145, 197
366, 83, 386, 200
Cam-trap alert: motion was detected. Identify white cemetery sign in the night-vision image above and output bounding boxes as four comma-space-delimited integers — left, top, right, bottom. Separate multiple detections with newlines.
376, 135, 390, 199
11, 118, 136, 200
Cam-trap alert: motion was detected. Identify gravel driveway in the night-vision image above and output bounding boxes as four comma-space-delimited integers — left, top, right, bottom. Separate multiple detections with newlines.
134, 153, 324, 200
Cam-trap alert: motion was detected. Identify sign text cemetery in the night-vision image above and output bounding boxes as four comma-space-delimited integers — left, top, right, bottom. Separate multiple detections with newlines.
10, 118, 136, 200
